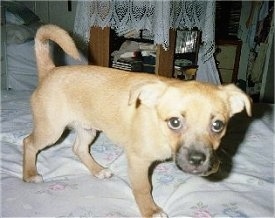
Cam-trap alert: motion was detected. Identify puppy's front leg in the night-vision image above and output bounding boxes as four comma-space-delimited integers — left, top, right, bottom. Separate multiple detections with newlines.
128, 155, 168, 218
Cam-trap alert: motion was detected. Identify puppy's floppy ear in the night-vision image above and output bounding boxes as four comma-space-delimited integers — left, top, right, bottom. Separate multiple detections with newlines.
129, 81, 167, 107
222, 84, 252, 117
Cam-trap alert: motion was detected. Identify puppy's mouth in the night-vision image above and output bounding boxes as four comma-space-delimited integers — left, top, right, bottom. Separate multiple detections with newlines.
175, 146, 220, 176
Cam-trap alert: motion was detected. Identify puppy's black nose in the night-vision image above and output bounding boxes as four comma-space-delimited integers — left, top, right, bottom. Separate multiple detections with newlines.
188, 150, 206, 166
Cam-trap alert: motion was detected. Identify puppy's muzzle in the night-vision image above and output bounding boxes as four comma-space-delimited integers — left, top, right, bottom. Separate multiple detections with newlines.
176, 146, 220, 176
188, 150, 207, 166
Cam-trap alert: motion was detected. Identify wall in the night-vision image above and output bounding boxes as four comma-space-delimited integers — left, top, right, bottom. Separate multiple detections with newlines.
260, 34, 274, 103
23, 1, 77, 33
1, 5, 7, 89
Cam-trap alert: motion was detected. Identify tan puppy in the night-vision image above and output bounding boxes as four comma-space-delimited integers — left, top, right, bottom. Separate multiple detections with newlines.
23, 25, 252, 217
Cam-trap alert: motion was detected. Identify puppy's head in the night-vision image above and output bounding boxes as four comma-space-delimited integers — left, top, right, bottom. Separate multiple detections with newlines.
129, 80, 252, 176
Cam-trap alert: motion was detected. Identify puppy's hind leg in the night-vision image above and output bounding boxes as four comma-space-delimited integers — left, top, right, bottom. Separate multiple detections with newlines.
23, 126, 65, 183
73, 128, 112, 179
23, 134, 42, 183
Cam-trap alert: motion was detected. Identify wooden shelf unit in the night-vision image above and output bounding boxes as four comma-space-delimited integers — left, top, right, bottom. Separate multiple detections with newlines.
88, 27, 176, 78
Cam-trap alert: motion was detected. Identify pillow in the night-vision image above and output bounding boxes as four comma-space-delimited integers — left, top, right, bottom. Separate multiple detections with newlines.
2, 1, 40, 25
6, 24, 35, 44
5, 10, 24, 25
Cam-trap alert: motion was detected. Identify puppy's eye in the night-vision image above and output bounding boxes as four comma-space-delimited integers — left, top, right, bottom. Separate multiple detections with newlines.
168, 117, 182, 130
211, 120, 224, 133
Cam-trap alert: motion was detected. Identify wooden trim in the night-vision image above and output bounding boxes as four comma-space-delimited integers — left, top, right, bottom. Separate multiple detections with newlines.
155, 29, 176, 77
216, 39, 242, 83
89, 27, 111, 67
232, 41, 242, 83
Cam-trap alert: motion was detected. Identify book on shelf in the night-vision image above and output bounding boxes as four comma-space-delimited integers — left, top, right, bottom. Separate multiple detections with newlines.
112, 58, 143, 72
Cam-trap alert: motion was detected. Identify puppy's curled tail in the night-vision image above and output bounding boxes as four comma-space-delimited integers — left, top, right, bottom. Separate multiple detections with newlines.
35, 24, 80, 81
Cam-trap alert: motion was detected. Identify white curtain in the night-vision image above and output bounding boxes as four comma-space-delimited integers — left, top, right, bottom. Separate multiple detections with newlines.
74, 0, 220, 84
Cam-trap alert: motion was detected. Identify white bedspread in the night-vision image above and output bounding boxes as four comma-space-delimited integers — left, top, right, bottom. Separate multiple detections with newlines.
1, 90, 274, 217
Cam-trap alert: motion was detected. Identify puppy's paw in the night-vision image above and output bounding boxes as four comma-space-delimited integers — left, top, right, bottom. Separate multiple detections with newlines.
95, 169, 112, 179
23, 175, 43, 183
152, 210, 168, 218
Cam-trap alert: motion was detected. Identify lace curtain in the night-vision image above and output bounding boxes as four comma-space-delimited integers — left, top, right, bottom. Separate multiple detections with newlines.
74, 0, 220, 84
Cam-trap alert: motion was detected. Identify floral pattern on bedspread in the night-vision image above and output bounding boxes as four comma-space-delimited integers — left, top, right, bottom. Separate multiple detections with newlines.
1, 91, 274, 217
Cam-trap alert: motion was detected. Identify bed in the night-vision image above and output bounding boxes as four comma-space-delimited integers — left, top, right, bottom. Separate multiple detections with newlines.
1, 88, 274, 217
2, 1, 87, 91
